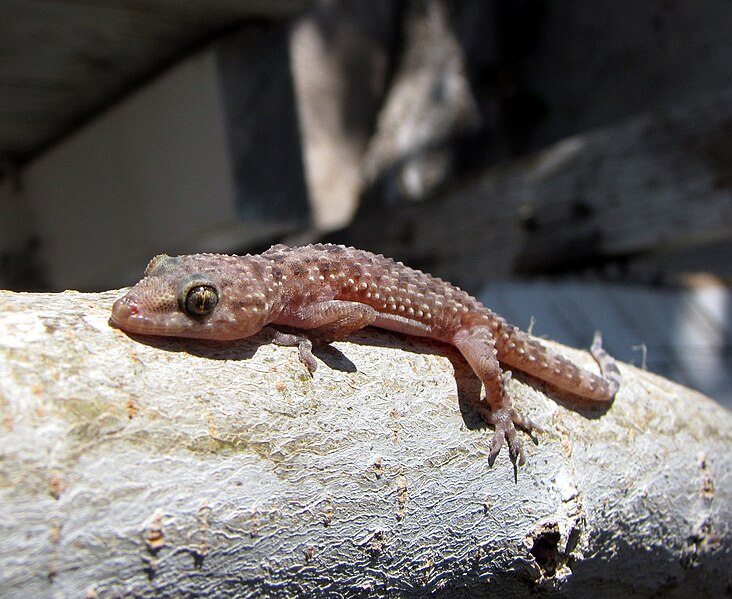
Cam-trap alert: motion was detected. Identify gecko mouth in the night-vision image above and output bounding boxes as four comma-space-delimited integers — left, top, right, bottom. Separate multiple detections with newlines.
110, 296, 179, 336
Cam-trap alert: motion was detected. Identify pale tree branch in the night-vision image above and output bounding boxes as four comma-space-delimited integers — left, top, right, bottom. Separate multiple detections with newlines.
0, 289, 730, 597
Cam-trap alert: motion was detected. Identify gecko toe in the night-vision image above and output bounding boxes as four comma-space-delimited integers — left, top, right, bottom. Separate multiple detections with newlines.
510, 409, 544, 434
487, 428, 506, 467
506, 427, 526, 467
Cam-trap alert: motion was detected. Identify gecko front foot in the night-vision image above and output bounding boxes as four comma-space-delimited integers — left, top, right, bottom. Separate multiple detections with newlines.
265, 328, 318, 375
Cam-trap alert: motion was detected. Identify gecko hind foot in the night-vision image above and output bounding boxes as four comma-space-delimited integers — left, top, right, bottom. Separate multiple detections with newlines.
589, 330, 622, 398
472, 402, 545, 468
489, 423, 525, 468
476, 405, 544, 468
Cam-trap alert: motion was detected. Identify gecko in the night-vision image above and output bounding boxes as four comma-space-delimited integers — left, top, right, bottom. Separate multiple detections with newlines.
110, 243, 621, 467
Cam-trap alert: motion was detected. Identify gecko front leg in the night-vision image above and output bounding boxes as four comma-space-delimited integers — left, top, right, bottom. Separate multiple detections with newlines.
454, 326, 540, 467
266, 328, 318, 374
270, 300, 378, 374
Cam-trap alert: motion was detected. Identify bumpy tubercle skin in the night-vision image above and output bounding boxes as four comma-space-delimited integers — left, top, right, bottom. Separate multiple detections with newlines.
110, 243, 621, 467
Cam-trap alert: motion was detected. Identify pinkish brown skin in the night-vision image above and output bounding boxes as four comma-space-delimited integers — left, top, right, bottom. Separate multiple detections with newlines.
111, 243, 621, 467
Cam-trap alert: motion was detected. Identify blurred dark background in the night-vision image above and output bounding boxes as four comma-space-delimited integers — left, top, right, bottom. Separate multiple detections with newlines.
1, 0, 731, 405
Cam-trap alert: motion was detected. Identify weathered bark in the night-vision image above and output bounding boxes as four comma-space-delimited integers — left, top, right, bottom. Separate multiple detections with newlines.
0, 289, 730, 598
341, 89, 732, 289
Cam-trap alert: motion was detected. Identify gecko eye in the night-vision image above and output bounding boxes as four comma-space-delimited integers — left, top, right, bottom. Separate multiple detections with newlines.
182, 285, 219, 317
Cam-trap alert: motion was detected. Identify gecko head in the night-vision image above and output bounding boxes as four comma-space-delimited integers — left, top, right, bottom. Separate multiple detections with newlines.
110, 253, 270, 340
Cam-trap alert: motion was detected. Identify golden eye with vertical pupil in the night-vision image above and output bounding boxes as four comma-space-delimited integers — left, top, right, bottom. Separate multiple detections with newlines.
181, 285, 219, 317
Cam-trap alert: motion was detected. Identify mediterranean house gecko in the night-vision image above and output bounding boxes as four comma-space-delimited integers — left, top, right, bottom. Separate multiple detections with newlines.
110, 243, 621, 467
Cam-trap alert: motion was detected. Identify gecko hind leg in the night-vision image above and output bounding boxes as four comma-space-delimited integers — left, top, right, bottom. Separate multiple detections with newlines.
454, 329, 541, 468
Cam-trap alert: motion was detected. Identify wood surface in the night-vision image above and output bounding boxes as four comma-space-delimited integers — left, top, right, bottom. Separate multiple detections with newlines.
344, 90, 732, 290
0, 288, 730, 597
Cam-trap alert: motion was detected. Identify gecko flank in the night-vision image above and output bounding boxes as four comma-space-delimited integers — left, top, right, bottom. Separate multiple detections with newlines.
110, 244, 621, 467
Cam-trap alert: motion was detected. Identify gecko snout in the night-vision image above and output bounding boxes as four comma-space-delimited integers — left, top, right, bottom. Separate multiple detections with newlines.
110, 295, 138, 327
